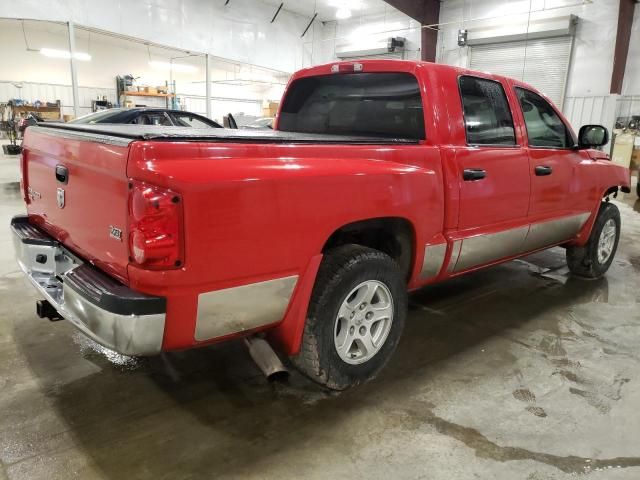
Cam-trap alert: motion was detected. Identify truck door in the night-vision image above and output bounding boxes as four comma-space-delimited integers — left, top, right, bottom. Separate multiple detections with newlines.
447, 75, 531, 273
514, 87, 591, 222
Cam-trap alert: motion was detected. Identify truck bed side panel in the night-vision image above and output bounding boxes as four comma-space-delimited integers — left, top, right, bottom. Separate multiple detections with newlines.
125, 141, 444, 351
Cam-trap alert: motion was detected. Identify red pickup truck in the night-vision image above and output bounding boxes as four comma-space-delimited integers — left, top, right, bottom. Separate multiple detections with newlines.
12, 60, 630, 390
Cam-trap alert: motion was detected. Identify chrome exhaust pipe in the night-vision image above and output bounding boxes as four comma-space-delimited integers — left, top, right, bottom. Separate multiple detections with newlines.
244, 336, 289, 382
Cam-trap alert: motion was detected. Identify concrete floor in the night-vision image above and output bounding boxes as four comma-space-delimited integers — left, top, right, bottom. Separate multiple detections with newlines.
1, 145, 640, 478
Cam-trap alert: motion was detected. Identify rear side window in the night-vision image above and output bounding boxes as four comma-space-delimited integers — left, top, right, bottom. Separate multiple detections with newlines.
459, 76, 516, 146
278, 72, 425, 140
515, 88, 574, 148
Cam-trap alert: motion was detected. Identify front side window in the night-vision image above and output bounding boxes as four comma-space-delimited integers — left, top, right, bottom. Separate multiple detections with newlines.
515, 88, 574, 148
458, 76, 516, 146
279, 72, 425, 140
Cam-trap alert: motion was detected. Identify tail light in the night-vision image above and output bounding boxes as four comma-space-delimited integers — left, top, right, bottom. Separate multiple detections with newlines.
128, 180, 184, 269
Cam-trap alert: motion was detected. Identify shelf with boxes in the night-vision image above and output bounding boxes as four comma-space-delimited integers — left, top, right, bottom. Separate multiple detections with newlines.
116, 76, 177, 109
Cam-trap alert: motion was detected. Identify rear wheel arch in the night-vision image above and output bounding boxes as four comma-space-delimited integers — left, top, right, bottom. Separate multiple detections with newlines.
321, 217, 416, 281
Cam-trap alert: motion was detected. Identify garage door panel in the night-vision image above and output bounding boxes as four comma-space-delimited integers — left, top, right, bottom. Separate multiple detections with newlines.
470, 36, 573, 107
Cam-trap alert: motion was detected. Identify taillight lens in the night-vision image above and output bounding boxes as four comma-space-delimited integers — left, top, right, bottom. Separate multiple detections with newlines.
128, 180, 183, 269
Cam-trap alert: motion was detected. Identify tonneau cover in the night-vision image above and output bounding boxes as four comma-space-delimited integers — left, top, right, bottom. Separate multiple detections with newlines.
33, 123, 419, 145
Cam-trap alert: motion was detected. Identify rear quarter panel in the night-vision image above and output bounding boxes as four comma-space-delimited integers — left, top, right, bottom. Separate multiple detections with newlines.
126, 141, 444, 351
127, 141, 443, 291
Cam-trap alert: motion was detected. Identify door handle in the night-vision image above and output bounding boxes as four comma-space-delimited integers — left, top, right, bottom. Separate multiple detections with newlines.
463, 168, 486, 181
535, 165, 553, 176
55, 164, 69, 184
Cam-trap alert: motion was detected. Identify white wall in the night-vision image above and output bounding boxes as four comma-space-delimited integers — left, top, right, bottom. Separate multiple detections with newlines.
0, 20, 202, 89
437, 0, 621, 98
310, 7, 421, 65
622, 5, 640, 95
0, 0, 313, 74
0, 19, 287, 121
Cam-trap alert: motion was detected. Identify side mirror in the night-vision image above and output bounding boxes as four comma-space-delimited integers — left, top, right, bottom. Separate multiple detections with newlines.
521, 100, 534, 113
578, 124, 609, 149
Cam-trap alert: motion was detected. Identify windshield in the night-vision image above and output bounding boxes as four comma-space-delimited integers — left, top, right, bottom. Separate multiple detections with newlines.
278, 72, 425, 139
250, 118, 273, 127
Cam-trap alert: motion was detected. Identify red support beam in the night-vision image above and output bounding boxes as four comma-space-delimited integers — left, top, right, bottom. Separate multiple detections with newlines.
610, 0, 636, 94
384, 0, 441, 62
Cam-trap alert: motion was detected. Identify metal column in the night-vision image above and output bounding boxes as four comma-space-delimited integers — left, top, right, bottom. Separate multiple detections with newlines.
67, 21, 80, 118
205, 54, 212, 119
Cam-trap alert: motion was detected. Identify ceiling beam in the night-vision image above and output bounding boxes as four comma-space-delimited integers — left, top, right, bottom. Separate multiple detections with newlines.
383, 0, 440, 62
610, 0, 636, 94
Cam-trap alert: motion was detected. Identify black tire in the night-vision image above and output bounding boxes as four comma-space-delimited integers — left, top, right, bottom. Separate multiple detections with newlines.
292, 244, 407, 390
566, 202, 621, 279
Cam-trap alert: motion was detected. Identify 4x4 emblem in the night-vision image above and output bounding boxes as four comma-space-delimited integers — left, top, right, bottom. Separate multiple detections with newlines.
56, 188, 65, 209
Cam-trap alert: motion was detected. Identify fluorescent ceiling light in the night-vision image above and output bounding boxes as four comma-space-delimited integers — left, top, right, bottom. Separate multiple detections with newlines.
149, 60, 198, 73
40, 48, 91, 61
336, 7, 352, 19
328, 0, 363, 8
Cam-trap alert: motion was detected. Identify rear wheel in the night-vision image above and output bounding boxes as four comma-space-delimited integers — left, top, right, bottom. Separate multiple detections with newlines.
566, 202, 620, 279
292, 245, 407, 390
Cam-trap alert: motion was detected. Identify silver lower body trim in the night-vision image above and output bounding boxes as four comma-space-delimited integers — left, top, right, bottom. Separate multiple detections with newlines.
195, 275, 298, 341
454, 226, 530, 272
419, 243, 447, 280
522, 212, 590, 252
448, 212, 591, 273
447, 240, 463, 273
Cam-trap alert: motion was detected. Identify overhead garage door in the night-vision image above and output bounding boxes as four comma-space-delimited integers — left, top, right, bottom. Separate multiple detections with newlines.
469, 36, 573, 108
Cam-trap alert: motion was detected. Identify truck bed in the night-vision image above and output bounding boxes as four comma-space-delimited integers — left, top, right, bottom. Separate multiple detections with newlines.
34, 123, 420, 145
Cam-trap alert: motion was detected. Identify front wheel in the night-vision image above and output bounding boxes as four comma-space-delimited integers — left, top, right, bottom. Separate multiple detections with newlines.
292, 245, 407, 390
566, 202, 621, 279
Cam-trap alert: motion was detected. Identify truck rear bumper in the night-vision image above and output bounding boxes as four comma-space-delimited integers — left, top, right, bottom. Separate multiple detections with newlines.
11, 215, 166, 356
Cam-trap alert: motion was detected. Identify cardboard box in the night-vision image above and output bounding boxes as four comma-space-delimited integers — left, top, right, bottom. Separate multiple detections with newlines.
631, 147, 640, 171
262, 101, 279, 118
611, 133, 635, 169
39, 111, 61, 120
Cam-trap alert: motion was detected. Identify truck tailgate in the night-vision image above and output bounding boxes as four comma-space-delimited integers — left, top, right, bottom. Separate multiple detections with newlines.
22, 127, 131, 282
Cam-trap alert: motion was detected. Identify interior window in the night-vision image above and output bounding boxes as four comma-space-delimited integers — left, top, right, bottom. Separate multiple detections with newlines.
172, 113, 210, 127
136, 113, 172, 126
459, 76, 516, 146
278, 72, 425, 140
515, 88, 574, 148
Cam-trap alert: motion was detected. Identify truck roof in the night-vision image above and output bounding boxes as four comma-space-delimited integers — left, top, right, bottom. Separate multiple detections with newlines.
291, 59, 545, 101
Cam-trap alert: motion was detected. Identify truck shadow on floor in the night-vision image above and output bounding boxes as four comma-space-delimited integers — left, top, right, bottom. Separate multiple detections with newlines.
14, 252, 621, 478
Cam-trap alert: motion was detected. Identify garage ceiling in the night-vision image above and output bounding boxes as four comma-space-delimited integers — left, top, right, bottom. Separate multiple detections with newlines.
259, 0, 392, 22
